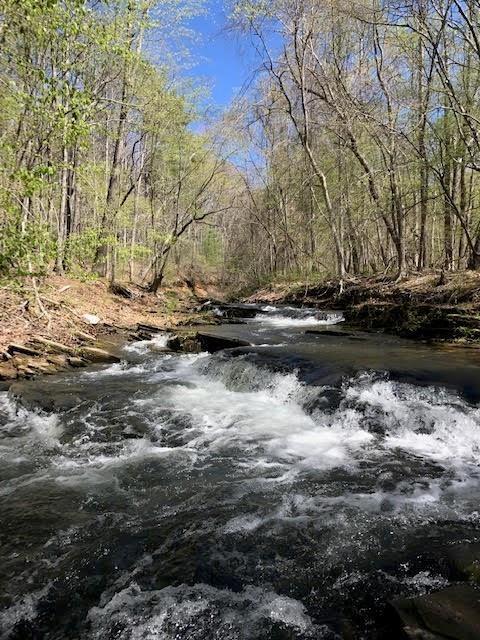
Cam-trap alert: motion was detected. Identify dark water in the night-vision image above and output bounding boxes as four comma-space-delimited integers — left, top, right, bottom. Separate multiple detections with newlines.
1, 305, 480, 639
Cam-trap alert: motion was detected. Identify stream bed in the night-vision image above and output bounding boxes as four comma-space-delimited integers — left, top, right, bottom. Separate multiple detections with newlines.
1, 305, 480, 639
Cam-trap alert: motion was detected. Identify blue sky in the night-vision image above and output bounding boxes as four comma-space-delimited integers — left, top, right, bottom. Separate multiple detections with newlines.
187, 0, 253, 108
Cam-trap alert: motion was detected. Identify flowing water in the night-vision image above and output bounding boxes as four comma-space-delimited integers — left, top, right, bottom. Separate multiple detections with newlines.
1, 305, 480, 639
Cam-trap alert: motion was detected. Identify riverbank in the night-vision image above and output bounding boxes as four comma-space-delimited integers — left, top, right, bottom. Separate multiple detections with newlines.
0, 276, 219, 384
246, 271, 480, 343
4, 270, 480, 384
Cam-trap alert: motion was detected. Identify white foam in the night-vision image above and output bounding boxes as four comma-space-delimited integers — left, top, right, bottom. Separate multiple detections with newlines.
249, 305, 345, 327
3, 356, 480, 521
80, 362, 146, 378
346, 377, 480, 468
87, 583, 318, 639
0, 583, 53, 635
253, 313, 344, 327
151, 332, 171, 348
0, 393, 61, 447
142, 358, 374, 478
123, 332, 172, 356
122, 340, 151, 355
127, 359, 480, 490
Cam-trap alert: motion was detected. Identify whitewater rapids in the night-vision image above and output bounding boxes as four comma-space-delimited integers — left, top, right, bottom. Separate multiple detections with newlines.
1, 309, 480, 639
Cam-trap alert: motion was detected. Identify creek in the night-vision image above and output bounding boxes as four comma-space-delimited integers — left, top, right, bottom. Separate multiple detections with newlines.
1, 304, 480, 639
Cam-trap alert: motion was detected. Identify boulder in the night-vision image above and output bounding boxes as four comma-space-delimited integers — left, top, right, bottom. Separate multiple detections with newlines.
392, 584, 480, 640
16, 365, 36, 378
165, 334, 201, 353
213, 303, 263, 319
166, 335, 182, 351
179, 336, 202, 353
25, 359, 58, 375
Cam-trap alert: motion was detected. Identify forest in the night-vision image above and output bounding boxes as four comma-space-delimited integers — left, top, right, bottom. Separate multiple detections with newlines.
2, 0, 480, 293
4, 4, 480, 639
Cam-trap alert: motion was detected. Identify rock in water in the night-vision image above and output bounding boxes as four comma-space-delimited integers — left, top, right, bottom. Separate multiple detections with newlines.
392, 584, 480, 639
166, 335, 181, 351
196, 332, 251, 352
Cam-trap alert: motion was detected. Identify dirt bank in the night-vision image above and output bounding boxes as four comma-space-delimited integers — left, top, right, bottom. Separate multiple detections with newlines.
0, 276, 220, 384
246, 271, 480, 343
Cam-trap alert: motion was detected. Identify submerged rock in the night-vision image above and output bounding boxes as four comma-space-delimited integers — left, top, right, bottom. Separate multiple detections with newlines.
392, 584, 480, 639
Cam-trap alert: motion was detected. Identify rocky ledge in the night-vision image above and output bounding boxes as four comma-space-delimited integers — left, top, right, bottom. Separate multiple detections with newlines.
0, 320, 253, 386
0, 331, 124, 387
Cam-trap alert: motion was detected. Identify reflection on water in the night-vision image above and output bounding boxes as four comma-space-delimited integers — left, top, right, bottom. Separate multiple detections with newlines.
1, 306, 480, 639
